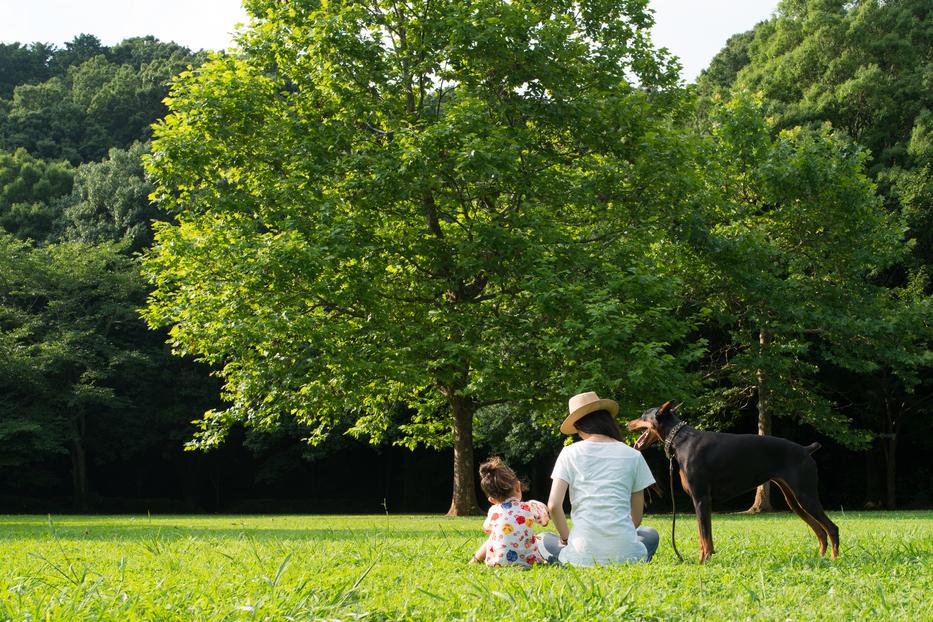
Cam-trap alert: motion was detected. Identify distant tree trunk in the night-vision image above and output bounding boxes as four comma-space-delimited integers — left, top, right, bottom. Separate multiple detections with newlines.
71, 413, 89, 511
881, 399, 899, 510
210, 456, 222, 511
383, 447, 393, 513
884, 436, 897, 510
444, 388, 481, 516
747, 330, 774, 513
864, 446, 884, 508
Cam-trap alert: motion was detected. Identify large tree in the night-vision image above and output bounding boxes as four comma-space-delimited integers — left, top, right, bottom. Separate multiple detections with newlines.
143, 0, 704, 514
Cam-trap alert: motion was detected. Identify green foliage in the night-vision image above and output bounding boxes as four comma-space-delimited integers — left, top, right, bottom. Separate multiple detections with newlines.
700, 0, 933, 268
0, 38, 203, 164
0, 513, 929, 620
687, 95, 919, 447
48, 34, 106, 75
0, 231, 224, 497
63, 142, 159, 251
144, 0, 697, 461
0, 148, 73, 241
696, 30, 756, 93
0, 6, 927, 509
0, 235, 145, 467
0, 34, 224, 500
1, 77, 85, 162
0, 42, 54, 99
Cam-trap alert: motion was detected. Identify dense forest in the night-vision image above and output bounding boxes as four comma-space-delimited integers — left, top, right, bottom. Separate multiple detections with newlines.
1, 0, 931, 515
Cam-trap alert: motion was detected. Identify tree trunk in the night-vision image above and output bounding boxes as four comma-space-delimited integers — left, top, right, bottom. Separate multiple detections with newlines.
71, 413, 89, 512
881, 399, 899, 510
445, 391, 481, 516
864, 446, 884, 508
746, 330, 774, 513
210, 456, 222, 511
884, 435, 897, 510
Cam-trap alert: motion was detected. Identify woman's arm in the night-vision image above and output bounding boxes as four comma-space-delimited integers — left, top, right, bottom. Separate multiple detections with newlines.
547, 478, 571, 543
630, 489, 645, 528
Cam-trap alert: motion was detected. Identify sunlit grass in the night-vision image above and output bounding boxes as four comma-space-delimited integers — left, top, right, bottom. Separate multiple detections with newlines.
0, 512, 930, 620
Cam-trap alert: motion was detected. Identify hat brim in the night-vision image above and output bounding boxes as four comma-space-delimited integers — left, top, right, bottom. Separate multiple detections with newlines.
560, 399, 620, 434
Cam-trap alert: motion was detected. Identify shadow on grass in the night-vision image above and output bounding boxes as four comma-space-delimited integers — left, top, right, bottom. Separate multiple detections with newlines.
0, 516, 479, 542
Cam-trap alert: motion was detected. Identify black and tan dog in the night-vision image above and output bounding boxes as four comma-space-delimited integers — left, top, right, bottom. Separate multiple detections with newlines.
627, 401, 839, 562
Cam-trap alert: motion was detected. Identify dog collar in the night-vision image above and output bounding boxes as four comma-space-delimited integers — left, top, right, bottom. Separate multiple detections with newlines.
664, 421, 687, 459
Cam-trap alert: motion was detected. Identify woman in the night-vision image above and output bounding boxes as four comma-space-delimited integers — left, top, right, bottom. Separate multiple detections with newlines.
541, 391, 660, 566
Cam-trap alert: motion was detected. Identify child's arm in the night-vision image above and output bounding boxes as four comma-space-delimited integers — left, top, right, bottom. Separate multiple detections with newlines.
470, 538, 490, 564
528, 500, 550, 526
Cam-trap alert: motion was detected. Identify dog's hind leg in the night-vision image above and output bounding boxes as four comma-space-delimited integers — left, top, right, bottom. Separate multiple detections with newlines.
692, 493, 714, 563
773, 478, 828, 557
792, 485, 839, 560
778, 461, 840, 560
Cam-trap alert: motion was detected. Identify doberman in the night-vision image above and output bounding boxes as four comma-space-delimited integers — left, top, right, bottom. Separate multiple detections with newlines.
627, 401, 839, 563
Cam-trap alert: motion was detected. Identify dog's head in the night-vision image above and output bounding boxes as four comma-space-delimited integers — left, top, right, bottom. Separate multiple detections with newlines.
626, 401, 679, 451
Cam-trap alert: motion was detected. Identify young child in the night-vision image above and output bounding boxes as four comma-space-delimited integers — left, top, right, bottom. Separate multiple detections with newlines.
470, 456, 553, 568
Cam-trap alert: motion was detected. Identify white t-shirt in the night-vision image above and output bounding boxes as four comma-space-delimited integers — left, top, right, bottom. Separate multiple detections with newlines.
551, 439, 656, 566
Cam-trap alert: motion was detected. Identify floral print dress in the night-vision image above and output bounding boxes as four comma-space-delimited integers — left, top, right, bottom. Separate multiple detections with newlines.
482, 498, 551, 568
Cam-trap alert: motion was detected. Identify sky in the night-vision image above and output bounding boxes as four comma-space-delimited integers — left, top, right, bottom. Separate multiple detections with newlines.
0, 0, 780, 82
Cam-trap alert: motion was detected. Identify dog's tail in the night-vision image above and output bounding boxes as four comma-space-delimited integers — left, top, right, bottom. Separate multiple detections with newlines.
805, 442, 821, 454
644, 483, 664, 505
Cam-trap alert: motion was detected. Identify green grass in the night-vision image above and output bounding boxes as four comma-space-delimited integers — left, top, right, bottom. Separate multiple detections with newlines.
0, 512, 930, 621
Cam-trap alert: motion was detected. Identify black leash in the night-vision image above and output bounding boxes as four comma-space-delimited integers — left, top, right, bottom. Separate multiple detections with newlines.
663, 421, 687, 563
669, 455, 684, 562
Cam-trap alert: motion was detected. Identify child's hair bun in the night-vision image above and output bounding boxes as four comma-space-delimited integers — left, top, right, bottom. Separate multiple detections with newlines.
479, 456, 504, 480
478, 456, 519, 501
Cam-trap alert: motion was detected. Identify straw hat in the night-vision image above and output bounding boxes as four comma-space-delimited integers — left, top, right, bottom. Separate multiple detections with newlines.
560, 391, 620, 434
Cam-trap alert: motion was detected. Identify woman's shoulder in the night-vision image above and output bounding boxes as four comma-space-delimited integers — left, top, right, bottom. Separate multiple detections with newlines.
555, 441, 579, 459
578, 440, 645, 464
576, 439, 638, 453
614, 441, 640, 455
558, 440, 640, 463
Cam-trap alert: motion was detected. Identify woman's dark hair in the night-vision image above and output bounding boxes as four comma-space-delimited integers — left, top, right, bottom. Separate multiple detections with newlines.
479, 456, 521, 501
575, 409, 623, 440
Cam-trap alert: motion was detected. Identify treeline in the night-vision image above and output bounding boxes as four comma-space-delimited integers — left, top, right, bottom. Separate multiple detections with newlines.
0, 35, 223, 511
0, 34, 206, 164
696, 0, 932, 509
0, 35, 401, 513
1, 0, 931, 515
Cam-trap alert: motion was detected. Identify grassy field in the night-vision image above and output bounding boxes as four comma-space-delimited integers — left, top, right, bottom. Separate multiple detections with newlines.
0, 512, 930, 621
